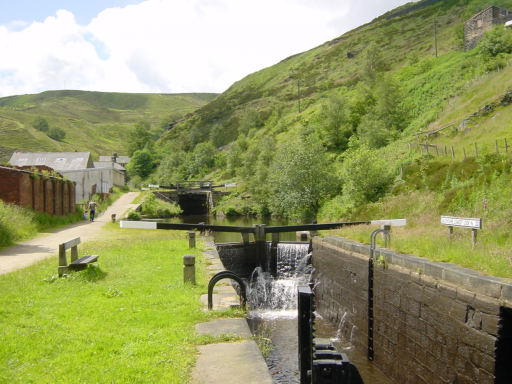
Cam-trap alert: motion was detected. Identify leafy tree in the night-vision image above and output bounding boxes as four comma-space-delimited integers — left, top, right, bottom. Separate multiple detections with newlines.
268, 131, 337, 219
363, 43, 387, 83
47, 127, 66, 141
478, 26, 512, 58
127, 121, 152, 155
127, 149, 154, 179
318, 94, 353, 150
32, 117, 49, 132
340, 146, 393, 206
185, 142, 216, 177
157, 149, 186, 184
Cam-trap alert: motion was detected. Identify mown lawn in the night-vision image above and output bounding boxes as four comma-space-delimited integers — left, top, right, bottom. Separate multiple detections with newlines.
0, 225, 229, 383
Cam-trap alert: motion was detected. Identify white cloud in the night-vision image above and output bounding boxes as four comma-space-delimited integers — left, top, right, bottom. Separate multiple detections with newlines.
0, 0, 409, 97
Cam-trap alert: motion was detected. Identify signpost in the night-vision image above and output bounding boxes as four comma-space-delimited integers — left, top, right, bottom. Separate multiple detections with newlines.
441, 216, 482, 248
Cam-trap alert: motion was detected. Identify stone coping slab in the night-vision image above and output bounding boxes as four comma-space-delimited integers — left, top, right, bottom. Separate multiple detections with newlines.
191, 341, 273, 384
319, 235, 512, 304
195, 318, 252, 338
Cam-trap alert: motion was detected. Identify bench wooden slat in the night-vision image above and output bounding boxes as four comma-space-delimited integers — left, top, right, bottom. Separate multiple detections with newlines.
61, 237, 81, 251
68, 255, 98, 270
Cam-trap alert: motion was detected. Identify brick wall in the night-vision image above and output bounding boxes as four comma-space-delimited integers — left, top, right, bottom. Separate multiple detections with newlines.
0, 166, 75, 215
313, 236, 512, 384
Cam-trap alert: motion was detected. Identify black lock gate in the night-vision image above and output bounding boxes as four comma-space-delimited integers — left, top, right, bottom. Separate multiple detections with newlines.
298, 285, 364, 384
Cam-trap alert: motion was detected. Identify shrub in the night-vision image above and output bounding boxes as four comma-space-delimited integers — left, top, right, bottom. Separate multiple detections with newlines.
47, 127, 66, 141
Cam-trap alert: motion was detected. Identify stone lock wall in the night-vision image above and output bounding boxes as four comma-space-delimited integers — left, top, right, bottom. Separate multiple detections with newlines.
313, 236, 512, 384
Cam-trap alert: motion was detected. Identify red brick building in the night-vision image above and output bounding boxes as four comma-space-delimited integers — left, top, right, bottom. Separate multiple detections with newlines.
0, 166, 76, 215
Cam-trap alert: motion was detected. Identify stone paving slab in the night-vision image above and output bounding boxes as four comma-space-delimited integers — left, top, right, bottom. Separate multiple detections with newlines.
191, 341, 273, 384
195, 318, 252, 338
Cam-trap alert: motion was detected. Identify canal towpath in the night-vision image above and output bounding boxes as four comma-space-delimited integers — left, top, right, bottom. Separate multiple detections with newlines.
0, 191, 140, 275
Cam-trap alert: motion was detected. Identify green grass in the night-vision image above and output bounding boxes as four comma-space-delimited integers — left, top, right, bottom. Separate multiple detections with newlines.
0, 91, 217, 162
0, 226, 241, 383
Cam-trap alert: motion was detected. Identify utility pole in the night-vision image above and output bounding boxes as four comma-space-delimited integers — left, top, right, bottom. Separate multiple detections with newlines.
434, 19, 438, 58
298, 79, 301, 113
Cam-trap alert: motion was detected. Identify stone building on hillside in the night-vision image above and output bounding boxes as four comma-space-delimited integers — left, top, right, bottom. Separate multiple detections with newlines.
464, 5, 512, 50
8, 151, 126, 202
99, 153, 130, 168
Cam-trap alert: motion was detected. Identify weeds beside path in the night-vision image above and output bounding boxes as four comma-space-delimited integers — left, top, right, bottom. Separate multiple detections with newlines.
0, 192, 140, 275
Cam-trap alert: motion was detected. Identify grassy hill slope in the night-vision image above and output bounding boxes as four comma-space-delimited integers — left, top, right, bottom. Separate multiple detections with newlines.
152, 0, 512, 277
0, 90, 217, 162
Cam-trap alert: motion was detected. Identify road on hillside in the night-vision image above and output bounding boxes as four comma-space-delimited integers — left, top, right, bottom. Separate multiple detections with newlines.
0, 192, 140, 275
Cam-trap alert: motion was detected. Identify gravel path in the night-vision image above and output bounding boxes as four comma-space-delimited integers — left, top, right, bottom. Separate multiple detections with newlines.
0, 192, 140, 275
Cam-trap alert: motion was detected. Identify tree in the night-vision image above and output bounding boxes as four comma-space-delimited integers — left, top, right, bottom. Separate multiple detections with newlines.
478, 26, 512, 58
32, 117, 49, 132
318, 94, 353, 150
363, 43, 387, 83
127, 149, 154, 179
340, 146, 393, 206
127, 121, 152, 155
268, 131, 337, 219
47, 127, 66, 141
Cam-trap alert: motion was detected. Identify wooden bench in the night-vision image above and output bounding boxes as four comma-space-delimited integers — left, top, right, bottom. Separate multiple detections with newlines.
58, 237, 98, 276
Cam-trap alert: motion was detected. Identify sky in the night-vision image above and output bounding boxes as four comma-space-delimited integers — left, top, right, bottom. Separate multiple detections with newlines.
0, 0, 411, 97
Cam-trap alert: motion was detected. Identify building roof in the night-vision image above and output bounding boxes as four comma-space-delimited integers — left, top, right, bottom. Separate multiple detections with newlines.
93, 161, 126, 171
9, 152, 93, 171
99, 155, 130, 164
468, 5, 509, 21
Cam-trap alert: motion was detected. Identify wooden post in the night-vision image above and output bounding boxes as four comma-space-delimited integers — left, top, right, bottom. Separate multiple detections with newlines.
188, 232, 196, 248
505, 138, 508, 153
435, 145, 439, 156
449, 226, 453, 241
58, 243, 67, 277
444, 145, 447, 156
496, 139, 499, 154
474, 142, 478, 157
241, 232, 250, 245
472, 229, 477, 249
183, 255, 196, 284
451, 146, 455, 159
463, 147, 466, 160
270, 232, 279, 276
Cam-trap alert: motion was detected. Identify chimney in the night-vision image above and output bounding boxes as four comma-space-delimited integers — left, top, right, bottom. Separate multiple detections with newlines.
112, 153, 118, 163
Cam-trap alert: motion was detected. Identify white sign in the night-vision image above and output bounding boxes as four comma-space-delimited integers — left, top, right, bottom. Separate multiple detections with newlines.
371, 219, 407, 227
148, 184, 160, 188
120, 220, 157, 229
441, 216, 481, 229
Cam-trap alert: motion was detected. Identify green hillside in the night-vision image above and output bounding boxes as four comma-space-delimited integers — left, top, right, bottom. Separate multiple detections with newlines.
0, 90, 217, 162
152, 0, 512, 277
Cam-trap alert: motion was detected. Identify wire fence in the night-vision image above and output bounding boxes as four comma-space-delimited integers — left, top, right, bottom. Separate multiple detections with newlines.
408, 138, 512, 160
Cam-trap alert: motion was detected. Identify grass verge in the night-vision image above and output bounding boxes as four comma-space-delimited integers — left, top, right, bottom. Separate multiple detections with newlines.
0, 225, 240, 383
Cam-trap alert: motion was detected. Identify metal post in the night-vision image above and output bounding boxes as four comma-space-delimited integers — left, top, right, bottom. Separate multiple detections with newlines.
188, 231, 196, 248
368, 226, 391, 361
298, 285, 313, 384
183, 255, 196, 284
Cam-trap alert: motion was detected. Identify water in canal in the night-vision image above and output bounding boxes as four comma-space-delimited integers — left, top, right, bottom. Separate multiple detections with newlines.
171, 215, 391, 383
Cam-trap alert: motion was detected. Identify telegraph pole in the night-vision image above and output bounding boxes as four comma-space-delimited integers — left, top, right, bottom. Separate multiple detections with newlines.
434, 19, 438, 58
298, 79, 301, 113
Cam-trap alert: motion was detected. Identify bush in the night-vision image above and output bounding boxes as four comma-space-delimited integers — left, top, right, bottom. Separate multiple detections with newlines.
139, 193, 182, 218
340, 146, 393, 207
127, 211, 141, 220
32, 117, 49, 132
47, 127, 66, 141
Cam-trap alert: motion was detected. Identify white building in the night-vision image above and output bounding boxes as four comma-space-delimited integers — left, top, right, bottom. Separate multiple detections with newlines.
9, 152, 126, 202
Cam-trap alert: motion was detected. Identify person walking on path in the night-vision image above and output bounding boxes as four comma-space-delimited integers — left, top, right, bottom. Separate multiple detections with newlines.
0, 192, 140, 275
88, 200, 97, 222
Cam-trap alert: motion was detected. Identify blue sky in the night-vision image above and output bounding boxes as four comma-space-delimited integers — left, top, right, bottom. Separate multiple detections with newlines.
0, 1, 141, 25
0, 1, 411, 97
